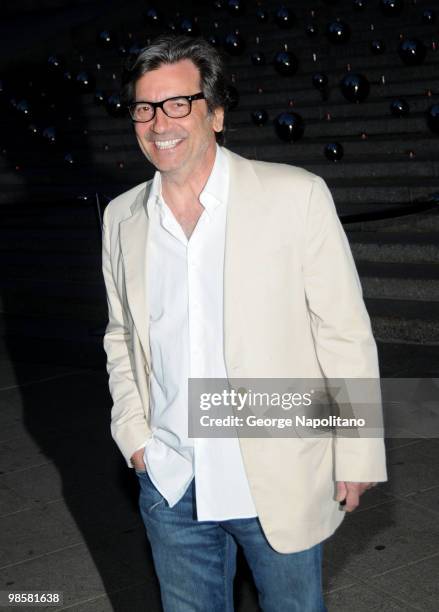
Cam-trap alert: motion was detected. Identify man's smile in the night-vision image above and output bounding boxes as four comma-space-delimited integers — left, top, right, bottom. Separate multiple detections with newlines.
153, 138, 184, 150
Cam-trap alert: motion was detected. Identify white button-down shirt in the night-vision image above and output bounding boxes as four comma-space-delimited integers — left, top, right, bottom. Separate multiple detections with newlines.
142, 145, 257, 521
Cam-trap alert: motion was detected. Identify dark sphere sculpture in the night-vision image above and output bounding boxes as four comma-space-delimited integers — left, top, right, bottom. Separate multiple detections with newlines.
340, 73, 370, 103
94, 90, 106, 105
179, 18, 200, 36
326, 20, 351, 44
312, 72, 328, 91
353, 0, 367, 9
390, 98, 410, 116
422, 9, 436, 24
380, 0, 404, 16
370, 39, 385, 54
227, 0, 245, 16
129, 43, 143, 57
251, 51, 266, 66
47, 55, 62, 71
398, 38, 427, 66
256, 7, 269, 22
16, 99, 31, 118
426, 104, 439, 134
97, 31, 117, 47
224, 32, 246, 55
251, 109, 268, 126
305, 22, 318, 37
225, 85, 239, 110
145, 8, 161, 25
273, 51, 299, 76
324, 142, 344, 161
207, 34, 221, 47
42, 126, 56, 145
275, 7, 295, 29
274, 112, 304, 142
213, 0, 224, 8
75, 71, 95, 93
105, 93, 127, 118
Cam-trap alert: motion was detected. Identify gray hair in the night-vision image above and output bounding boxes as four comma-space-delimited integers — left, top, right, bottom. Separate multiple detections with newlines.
121, 34, 230, 143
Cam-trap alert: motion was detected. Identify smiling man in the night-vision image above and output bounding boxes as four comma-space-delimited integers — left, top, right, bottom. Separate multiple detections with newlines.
101, 34, 387, 612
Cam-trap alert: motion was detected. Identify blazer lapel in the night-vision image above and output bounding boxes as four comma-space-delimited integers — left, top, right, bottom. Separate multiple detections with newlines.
222, 148, 266, 373
119, 186, 152, 367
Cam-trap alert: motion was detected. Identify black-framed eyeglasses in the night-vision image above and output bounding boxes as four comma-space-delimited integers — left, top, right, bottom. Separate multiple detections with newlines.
128, 92, 206, 123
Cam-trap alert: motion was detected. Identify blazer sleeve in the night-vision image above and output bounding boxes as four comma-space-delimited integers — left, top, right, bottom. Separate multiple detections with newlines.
101, 206, 152, 467
303, 176, 387, 483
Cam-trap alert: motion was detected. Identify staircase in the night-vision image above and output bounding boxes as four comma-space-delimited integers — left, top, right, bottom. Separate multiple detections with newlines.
1, 0, 438, 374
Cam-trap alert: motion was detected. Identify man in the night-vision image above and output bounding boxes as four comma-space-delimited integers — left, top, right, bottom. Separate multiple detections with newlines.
102, 34, 387, 611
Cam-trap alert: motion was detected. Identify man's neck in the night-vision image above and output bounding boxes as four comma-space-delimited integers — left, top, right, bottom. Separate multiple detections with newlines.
161, 144, 217, 212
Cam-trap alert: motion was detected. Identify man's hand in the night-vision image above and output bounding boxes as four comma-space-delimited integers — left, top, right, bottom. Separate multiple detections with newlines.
130, 448, 146, 472
335, 481, 376, 512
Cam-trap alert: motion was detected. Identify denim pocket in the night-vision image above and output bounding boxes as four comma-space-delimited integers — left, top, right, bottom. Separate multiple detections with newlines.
137, 470, 166, 513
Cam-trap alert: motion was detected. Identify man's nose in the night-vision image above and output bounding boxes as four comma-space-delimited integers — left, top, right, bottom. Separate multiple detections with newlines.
151, 107, 171, 132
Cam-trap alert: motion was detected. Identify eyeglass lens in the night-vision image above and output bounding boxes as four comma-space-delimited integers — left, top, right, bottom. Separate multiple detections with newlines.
131, 97, 191, 122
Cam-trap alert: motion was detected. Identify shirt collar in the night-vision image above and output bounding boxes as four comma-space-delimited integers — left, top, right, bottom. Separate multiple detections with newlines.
145, 144, 229, 219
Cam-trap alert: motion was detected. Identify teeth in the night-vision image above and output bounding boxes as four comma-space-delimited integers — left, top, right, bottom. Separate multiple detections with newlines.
154, 139, 182, 150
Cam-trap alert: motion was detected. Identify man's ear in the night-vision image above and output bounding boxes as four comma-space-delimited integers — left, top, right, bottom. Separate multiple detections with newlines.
212, 106, 225, 133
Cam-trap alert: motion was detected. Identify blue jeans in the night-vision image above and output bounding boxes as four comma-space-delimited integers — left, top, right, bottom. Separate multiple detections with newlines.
137, 470, 327, 612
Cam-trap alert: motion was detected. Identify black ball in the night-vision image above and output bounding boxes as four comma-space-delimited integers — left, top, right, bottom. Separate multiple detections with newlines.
256, 7, 269, 22
226, 85, 239, 110
326, 20, 351, 44
94, 90, 106, 105
213, 0, 224, 8
251, 109, 268, 126
426, 104, 439, 134
324, 142, 344, 161
47, 55, 62, 71
305, 22, 319, 37
398, 38, 426, 66
75, 71, 95, 93
312, 72, 328, 91
340, 73, 370, 103
390, 98, 410, 116
16, 99, 31, 118
28, 123, 40, 137
380, 0, 404, 16
207, 34, 221, 47
422, 9, 436, 24
145, 8, 161, 25
273, 51, 299, 76
353, 0, 367, 9
129, 43, 143, 57
224, 32, 246, 55
275, 6, 295, 29
64, 152, 75, 165
118, 44, 128, 57
227, 0, 245, 16
179, 18, 200, 36
105, 93, 127, 118
42, 126, 56, 145
251, 51, 266, 66
370, 39, 385, 54
97, 30, 117, 47
274, 112, 304, 142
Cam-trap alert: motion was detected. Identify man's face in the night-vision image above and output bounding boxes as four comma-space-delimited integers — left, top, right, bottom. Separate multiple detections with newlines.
133, 59, 224, 176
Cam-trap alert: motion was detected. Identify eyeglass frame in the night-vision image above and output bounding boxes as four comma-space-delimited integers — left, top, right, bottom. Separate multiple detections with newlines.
127, 92, 206, 123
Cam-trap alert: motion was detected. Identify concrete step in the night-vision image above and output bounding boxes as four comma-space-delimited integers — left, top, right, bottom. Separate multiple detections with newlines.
366, 297, 439, 343
0, 250, 102, 281
0, 278, 106, 319
357, 259, 439, 301
349, 232, 439, 263
0, 313, 105, 368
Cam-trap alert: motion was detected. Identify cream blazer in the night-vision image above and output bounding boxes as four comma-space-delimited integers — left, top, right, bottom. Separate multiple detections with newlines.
102, 146, 387, 553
